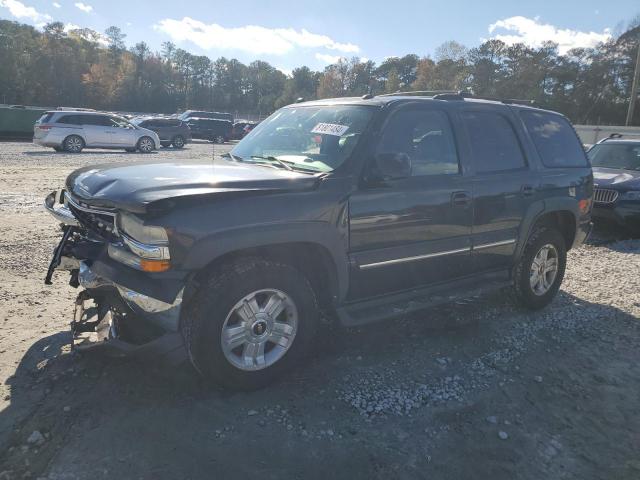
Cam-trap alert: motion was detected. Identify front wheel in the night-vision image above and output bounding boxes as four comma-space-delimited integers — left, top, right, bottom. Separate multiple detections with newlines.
181, 258, 319, 390
513, 227, 567, 310
172, 135, 185, 148
137, 136, 155, 153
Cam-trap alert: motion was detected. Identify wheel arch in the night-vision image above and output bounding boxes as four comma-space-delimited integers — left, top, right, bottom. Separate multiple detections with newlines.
517, 198, 579, 256
183, 223, 349, 307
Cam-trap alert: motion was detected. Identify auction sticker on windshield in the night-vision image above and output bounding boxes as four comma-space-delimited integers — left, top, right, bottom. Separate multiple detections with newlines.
311, 123, 349, 136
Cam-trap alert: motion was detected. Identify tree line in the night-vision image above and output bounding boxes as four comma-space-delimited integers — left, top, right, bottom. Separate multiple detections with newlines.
0, 18, 639, 124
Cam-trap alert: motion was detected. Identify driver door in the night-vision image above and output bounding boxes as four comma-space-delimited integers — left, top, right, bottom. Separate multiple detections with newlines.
348, 104, 474, 300
107, 117, 136, 146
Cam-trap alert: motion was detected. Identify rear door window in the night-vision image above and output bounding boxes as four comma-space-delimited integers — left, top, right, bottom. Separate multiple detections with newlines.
377, 108, 460, 176
461, 111, 526, 173
520, 111, 588, 167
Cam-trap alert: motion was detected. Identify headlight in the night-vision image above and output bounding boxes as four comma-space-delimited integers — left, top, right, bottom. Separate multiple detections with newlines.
621, 191, 640, 201
118, 212, 168, 244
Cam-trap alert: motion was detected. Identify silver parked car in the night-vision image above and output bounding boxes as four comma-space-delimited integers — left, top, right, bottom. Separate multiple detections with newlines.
33, 111, 161, 153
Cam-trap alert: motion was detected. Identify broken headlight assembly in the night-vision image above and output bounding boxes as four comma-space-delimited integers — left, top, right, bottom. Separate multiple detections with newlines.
108, 212, 171, 272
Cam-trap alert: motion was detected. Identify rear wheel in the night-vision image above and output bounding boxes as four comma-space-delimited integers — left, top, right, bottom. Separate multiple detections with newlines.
172, 135, 185, 148
181, 258, 319, 390
214, 135, 225, 144
513, 227, 567, 310
137, 136, 154, 153
63, 135, 84, 153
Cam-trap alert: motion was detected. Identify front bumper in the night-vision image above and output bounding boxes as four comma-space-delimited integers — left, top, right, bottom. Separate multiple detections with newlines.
44, 190, 188, 363
592, 202, 640, 230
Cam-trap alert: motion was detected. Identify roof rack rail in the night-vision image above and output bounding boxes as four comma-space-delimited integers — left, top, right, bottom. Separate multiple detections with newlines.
377, 90, 459, 97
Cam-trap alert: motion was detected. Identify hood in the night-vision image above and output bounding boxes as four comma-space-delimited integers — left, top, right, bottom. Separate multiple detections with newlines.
592, 167, 640, 190
66, 159, 320, 214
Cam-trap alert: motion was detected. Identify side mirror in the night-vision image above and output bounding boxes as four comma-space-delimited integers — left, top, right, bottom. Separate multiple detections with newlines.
374, 152, 412, 180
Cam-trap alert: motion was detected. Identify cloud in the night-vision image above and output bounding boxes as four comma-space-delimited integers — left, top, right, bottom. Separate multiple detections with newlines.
154, 17, 359, 56
488, 16, 611, 54
52, 1, 60, 7
315, 53, 343, 64
74, 1, 92, 12
0, 0, 51, 22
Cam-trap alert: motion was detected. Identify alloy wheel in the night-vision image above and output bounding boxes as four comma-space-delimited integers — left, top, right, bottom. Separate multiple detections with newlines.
529, 243, 559, 296
138, 137, 154, 153
65, 136, 83, 153
220, 289, 298, 371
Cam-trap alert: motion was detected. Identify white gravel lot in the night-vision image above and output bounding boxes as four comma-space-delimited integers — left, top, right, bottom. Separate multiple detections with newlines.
0, 141, 639, 480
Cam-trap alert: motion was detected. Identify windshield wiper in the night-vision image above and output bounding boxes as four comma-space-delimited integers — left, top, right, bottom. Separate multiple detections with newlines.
250, 155, 294, 171
221, 152, 243, 162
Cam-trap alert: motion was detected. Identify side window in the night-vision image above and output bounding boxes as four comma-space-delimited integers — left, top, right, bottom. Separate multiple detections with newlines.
377, 109, 460, 176
461, 111, 526, 173
58, 115, 77, 125
520, 111, 587, 167
109, 116, 130, 128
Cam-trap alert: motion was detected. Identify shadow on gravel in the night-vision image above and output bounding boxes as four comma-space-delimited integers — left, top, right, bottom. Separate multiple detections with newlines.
1, 291, 639, 480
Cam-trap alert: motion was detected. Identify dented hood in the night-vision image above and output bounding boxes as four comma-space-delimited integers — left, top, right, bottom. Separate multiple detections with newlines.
66, 159, 320, 213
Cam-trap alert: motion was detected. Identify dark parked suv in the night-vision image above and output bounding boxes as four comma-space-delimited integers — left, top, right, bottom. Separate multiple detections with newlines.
131, 117, 192, 148
43, 92, 593, 389
187, 118, 232, 143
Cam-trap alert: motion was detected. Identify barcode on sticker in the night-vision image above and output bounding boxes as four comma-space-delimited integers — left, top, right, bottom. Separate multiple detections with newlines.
311, 123, 349, 136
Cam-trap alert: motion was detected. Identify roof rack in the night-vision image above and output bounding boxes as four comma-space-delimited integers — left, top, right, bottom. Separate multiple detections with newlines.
377, 90, 459, 97
375, 90, 536, 106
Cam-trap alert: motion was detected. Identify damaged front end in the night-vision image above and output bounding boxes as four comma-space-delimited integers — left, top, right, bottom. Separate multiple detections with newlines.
44, 190, 187, 364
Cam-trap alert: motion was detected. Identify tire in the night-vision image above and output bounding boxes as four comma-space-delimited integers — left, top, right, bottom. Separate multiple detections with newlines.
181, 258, 319, 390
63, 135, 84, 153
513, 227, 567, 310
172, 135, 185, 148
137, 136, 155, 153
214, 135, 225, 144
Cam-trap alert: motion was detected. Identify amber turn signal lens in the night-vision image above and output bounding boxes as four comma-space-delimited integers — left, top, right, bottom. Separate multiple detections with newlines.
139, 259, 171, 272
579, 199, 591, 214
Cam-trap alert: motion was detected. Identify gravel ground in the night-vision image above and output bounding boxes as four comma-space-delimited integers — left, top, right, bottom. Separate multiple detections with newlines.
0, 141, 639, 480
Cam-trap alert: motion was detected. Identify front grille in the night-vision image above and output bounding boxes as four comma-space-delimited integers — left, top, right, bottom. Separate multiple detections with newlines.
593, 188, 619, 205
65, 194, 118, 241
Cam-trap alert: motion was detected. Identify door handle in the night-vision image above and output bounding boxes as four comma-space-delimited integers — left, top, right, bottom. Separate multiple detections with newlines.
451, 191, 471, 207
522, 184, 535, 197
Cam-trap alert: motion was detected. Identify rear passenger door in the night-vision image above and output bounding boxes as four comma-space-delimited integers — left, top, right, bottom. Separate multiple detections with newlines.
349, 103, 474, 299
459, 107, 538, 271
81, 115, 111, 146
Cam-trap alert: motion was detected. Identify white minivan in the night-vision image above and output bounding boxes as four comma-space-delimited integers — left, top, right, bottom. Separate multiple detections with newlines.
34, 111, 161, 153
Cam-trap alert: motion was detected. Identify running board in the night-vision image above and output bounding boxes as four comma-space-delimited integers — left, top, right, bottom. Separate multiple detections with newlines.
336, 273, 511, 327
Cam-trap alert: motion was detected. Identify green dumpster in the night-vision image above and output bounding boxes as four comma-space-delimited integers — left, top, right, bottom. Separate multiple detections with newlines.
0, 105, 48, 139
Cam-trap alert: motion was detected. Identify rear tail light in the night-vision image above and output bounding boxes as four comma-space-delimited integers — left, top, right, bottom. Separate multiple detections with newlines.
37, 125, 53, 131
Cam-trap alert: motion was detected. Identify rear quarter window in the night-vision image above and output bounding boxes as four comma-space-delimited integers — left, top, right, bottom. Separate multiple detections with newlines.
520, 111, 588, 167
37, 113, 54, 124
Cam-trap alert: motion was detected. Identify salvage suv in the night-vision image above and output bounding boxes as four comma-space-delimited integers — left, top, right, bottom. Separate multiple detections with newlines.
44, 92, 593, 389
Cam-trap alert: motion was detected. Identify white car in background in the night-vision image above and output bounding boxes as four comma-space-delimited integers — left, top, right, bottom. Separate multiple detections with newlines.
33, 111, 160, 153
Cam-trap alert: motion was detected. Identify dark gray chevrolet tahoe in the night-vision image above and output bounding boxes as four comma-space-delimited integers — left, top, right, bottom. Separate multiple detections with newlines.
44, 92, 593, 389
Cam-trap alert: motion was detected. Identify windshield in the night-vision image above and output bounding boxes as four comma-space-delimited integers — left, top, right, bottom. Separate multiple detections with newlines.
588, 143, 640, 171
230, 105, 375, 173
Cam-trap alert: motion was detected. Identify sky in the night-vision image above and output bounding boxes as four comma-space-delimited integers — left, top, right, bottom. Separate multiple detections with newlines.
0, 0, 637, 73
